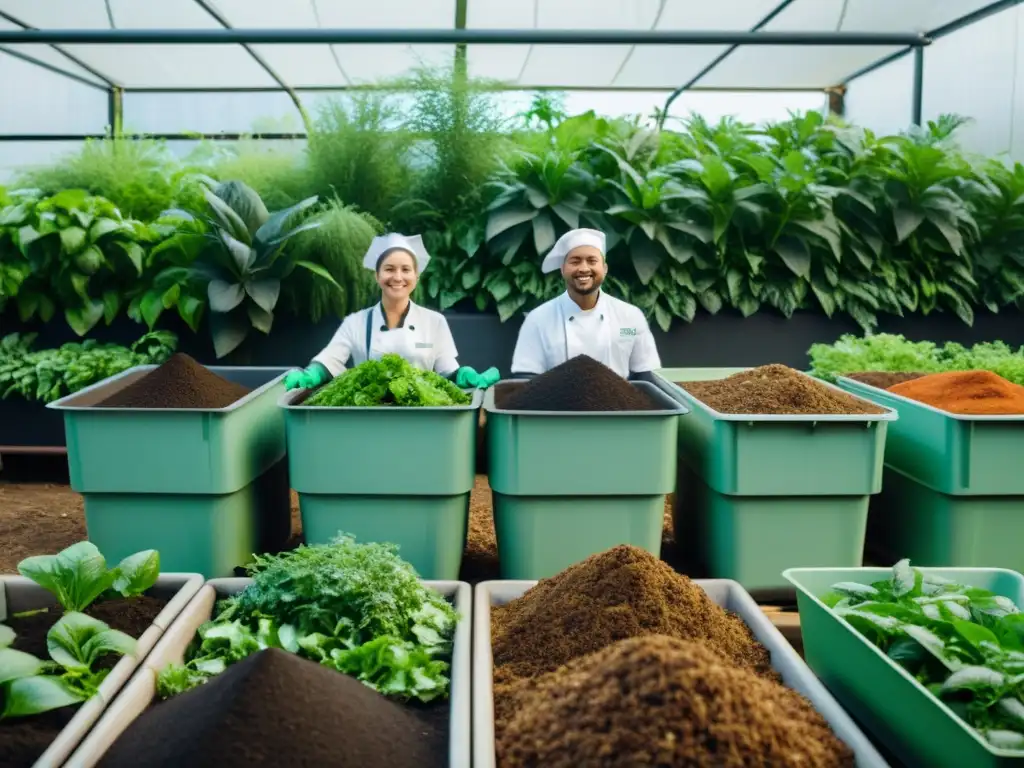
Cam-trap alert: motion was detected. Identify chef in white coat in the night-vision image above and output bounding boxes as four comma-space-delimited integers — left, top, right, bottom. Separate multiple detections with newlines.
284, 233, 499, 390
510, 228, 661, 380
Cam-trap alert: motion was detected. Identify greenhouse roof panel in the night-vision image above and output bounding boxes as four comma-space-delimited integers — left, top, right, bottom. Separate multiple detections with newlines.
0, 0, 1009, 91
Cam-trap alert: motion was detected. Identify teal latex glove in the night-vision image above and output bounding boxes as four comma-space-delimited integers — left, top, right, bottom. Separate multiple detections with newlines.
284, 363, 330, 391
454, 366, 482, 388
477, 367, 500, 389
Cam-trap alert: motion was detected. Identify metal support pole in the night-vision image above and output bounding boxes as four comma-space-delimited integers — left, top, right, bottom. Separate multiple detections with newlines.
912, 46, 924, 126
108, 87, 123, 137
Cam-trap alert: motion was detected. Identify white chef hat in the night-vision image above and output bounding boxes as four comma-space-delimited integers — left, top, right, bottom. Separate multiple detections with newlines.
362, 233, 431, 272
540, 228, 606, 274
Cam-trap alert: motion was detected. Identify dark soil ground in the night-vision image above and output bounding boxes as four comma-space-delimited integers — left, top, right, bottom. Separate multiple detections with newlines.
0, 462, 676, 583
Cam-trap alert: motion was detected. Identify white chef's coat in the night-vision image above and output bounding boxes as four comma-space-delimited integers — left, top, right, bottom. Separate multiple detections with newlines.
312, 301, 459, 376
510, 291, 661, 378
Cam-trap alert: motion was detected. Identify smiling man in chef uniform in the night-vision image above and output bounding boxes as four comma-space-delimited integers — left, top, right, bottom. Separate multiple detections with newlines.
510, 228, 662, 379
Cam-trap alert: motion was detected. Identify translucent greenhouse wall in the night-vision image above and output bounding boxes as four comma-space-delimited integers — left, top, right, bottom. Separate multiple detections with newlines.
0, 83, 825, 182
845, 2, 1024, 160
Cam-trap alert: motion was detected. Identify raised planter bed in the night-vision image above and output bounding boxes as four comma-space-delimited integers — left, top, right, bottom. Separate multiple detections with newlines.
47, 366, 290, 577
656, 368, 897, 590
473, 578, 888, 767
65, 577, 472, 767
786, 565, 1024, 768
484, 380, 686, 580
280, 388, 481, 580
836, 376, 1024, 571
0, 572, 203, 768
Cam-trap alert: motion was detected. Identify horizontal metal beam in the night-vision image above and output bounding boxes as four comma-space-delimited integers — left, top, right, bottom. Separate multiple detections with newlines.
0, 28, 929, 46
124, 84, 826, 94
0, 132, 308, 142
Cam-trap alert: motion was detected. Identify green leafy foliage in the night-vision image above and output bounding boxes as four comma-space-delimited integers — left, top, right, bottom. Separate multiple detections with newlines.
808, 332, 1024, 384
8, 84, 1024, 337
0, 330, 176, 403
17, 541, 160, 613
156, 534, 459, 704
178, 179, 340, 357
305, 354, 471, 407
280, 196, 380, 323
824, 560, 1024, 749
0, 612, 136, 720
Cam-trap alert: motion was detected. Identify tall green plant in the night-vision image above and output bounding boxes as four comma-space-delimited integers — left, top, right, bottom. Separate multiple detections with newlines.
180, 180, 340, 357
280, 196, 380, 322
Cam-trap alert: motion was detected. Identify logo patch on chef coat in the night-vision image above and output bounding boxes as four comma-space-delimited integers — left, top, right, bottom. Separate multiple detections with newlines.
619, 327, 637, 337
415, 342, 434, 349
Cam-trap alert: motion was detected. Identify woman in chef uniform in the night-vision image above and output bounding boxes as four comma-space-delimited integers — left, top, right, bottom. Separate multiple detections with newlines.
510, 228, 662, 380
284, 233, 499, 391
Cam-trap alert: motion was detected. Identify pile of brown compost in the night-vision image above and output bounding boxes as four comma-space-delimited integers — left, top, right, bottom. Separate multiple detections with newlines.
679, 364, 885, 415
498, 354, 658, 412
97, 353, 251, 409
843, 371, 927, 388
496, 635, 856, 768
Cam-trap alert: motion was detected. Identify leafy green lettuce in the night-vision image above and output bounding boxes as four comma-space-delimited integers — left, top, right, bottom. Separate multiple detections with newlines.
157, 534, 459, 704
824, 560, 1024, 750
808, 333, 1024, 385
305, 353, 470, 407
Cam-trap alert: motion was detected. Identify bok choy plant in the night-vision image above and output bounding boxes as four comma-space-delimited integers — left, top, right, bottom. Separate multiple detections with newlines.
0, 613, 136, 719
17, 542, 160, 614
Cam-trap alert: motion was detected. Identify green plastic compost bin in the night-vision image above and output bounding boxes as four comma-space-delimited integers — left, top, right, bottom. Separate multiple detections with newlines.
786, 565, 1024, 768
48, 366, 290, 577
280, 387, 482, 580
485, 380, 686, 580
835, 377, 1024, 571
655, 368, 897, 590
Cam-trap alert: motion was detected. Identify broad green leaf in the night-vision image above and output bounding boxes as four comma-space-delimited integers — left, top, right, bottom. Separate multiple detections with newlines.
998, 698, 1024, 729
0, 648, 43, 684
244, 279, 281, 314
89, 218, 123, 243
210, 310, 250, 358
214, 180, 270, 236
551, 202, 581, 229
940, 665, 1006, 693
112, 550, 159, 597
18, 541, 113, 613
831, 582, 879, 600
74, 245, 105, 275
630, 237, 662, 286
903, 625, 963, 672
140, 290, 165, 329
698, 289, 722, 315
177, 295, 205, 333
793, 217, 842, 262
219, 230, 255, 273
48, 612, 109, 670
208, 280, 245, 313
892, 559, 916, 597
0, 625, 14, 648
532, 210, 556, 255
65, 301, 105, 337
81, 627, 136, 667
774, 236, 811, 278
114, 241, 145, 276
0, 202, 31, 226
247, 303, 274, 334
253, 196, 318, 246
486, 205, 537, 242
997, 615, 1024, 651
59, 226, 87, 255
987, 730, 1024, 750
203, 189, 251, 245
2, 675, 85, 718
894, 206, 925, 242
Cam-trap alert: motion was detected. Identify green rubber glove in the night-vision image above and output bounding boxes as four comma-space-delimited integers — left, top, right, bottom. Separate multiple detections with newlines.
477, 367, 500, 389
454, 366, 482, 388
284, 363, 330, 391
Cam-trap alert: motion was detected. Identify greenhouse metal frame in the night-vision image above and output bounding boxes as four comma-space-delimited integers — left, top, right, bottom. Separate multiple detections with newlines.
0, 0, 1019, 143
